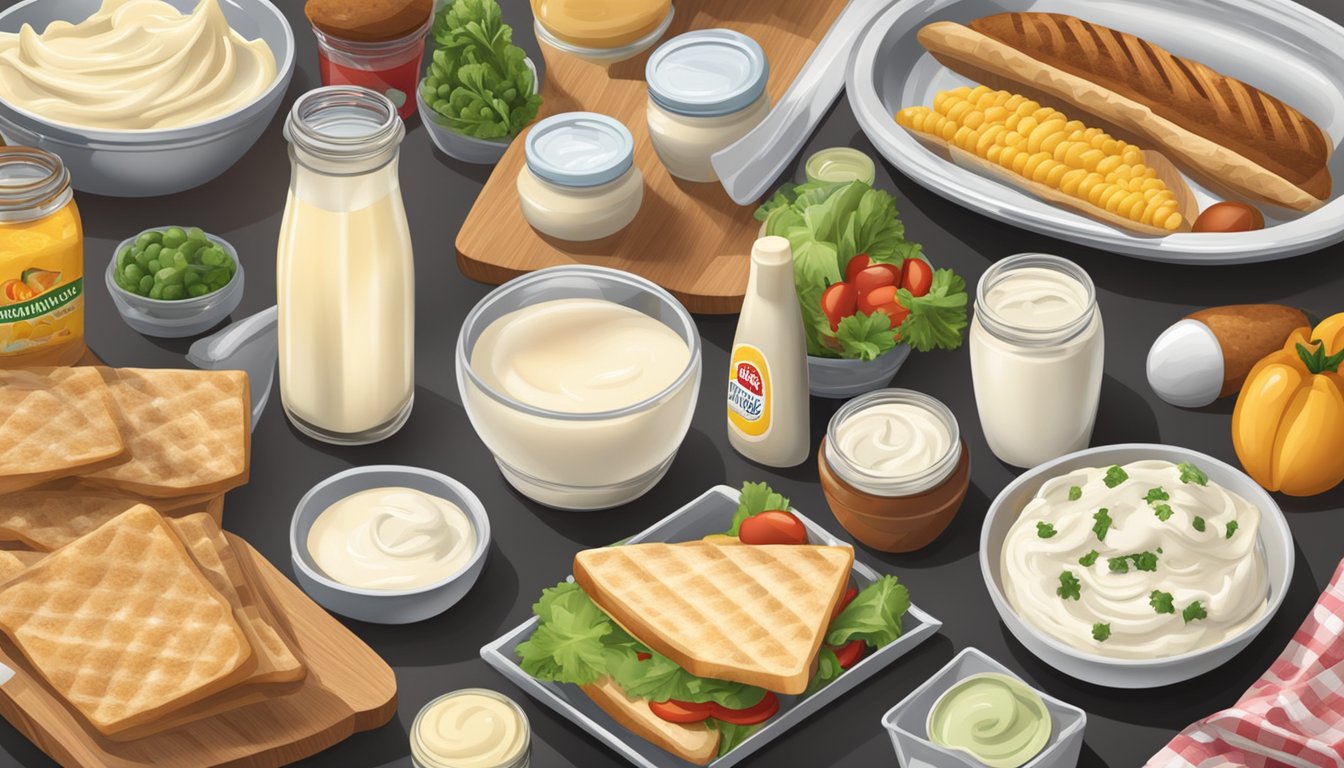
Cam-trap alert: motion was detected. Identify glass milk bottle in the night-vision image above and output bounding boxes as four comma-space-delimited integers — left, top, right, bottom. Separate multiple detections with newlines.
969, 254, 1104, 467
278, 86, 414, 445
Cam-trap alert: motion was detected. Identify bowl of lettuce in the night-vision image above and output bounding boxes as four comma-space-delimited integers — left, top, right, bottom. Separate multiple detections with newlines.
417, 0, 542, 165
755, 180, 968, 399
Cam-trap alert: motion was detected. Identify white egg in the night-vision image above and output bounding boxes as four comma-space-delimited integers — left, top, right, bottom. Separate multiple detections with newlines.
1146, 319, 1225, 408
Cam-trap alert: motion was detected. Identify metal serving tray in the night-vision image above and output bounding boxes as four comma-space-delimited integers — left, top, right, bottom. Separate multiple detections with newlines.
481, 484, 942, 768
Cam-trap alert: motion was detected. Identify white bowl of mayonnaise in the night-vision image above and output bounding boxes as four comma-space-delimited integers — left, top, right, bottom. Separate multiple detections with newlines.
290, 465, 491, 625
0, 0, 295, 197
981, 444, 1293, 689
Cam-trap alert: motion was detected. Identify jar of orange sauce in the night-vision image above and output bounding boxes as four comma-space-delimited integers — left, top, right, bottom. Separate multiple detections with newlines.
0, 147, 84, 367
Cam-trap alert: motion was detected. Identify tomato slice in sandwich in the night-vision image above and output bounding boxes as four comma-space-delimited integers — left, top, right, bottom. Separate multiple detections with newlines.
648, 699, 716, 724
710, 692, 780, 726
833, 639, 866, 670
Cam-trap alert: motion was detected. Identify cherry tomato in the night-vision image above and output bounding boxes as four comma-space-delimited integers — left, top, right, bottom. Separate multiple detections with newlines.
858, 284, 898, 316
854, 264, 900, 298
819, 282, 857, 332
831, 586, 859, 621
832, 640, 866, 670
738, 510, 809, 546
877, 302, 911, 332
901, 258, 933, 298
844, 253, 872, 284
710, 692, 780, 726
649, 699, 715, 724
636, 652, 651, 661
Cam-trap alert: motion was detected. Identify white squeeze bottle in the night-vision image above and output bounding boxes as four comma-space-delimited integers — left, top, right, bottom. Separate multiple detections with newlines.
727, 236, 810, 467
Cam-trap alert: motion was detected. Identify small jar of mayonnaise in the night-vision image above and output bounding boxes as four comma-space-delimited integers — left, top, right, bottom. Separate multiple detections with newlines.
411, 689, 531, 768
516, 112, 643, 242
818, 389, 970, 553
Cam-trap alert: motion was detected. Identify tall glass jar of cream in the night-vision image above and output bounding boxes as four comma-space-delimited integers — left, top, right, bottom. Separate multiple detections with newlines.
516, 112, 642, 242
646, 30, 770, 183
969, 254, 1104, 468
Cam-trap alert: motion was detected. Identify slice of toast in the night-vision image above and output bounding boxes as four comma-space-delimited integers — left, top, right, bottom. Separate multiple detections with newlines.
0, 488, 226, 551
0, 505, 256, 736
0, 367, 126, 494
581, 677, 719, 766
574, 542, 854, 694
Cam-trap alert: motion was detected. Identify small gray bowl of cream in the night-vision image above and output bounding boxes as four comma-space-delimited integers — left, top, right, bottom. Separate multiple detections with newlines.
290, 465, 490, 624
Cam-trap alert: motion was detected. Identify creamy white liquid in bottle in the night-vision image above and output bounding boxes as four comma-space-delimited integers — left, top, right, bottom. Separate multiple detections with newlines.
727, 236, 810, 467
969, 256, 1103, 468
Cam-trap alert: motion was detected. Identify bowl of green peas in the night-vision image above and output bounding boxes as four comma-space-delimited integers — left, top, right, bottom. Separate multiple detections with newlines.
106, 226, 244, 338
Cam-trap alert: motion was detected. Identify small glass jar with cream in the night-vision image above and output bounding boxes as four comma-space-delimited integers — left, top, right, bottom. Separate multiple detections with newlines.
969, 254, 1104, 468
645, 30, 770, 183
411, 688, 530, 768
516, 112, 643, 242
819, 389, 969, 553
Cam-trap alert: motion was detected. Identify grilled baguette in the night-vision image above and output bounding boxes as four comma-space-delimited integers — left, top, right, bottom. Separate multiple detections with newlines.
919, 14, 1332, 210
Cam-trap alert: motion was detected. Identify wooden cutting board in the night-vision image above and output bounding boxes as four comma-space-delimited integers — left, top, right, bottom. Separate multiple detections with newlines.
455, 0, 851, 314
0, 533, 398, 768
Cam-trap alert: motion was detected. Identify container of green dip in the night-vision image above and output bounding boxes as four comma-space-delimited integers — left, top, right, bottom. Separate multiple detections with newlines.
805, 147, 876, 185
926, 672, 1051, 768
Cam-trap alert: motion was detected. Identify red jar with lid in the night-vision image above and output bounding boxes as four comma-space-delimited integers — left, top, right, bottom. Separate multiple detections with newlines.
305, 0, 433, 119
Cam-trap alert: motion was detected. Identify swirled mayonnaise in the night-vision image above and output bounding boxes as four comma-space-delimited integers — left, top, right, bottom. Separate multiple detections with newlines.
833, 401, 952, 479
412, 690, 529, 768
1001, 460, 1268, 659
928, 673, 1050, 768
0, 0, 277, 131
307, 487, 476, 591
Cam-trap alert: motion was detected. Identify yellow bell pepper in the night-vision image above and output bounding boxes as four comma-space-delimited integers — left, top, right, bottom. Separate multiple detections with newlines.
1232, 314, 1344, 496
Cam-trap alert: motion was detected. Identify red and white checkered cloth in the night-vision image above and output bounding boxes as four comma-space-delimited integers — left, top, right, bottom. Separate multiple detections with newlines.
1146, 558, 1344, 768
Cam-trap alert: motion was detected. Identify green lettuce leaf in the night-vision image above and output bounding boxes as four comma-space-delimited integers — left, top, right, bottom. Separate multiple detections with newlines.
421, 0, 541, 138
896, 269, 968, 352
713, 721, 762, 756
826, 575, 910, 648
726, 481, 790, 537
836, 311, 899, 361
517, 581, 635, 685
801, 647, 844, 697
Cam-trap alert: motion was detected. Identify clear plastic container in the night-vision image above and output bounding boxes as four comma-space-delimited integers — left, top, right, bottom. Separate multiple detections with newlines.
456, 266, 701, 510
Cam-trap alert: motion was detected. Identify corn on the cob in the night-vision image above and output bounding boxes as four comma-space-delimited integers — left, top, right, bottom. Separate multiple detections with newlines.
897, 85, 1185, 231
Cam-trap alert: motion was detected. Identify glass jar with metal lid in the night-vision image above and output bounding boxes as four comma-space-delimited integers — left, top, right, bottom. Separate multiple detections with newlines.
516, 112, 643, 242
645, 29, 770, 183
0, 147, 85, 367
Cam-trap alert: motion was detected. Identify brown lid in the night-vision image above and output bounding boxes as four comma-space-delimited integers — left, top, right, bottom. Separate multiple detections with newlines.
305, 0, 433, 43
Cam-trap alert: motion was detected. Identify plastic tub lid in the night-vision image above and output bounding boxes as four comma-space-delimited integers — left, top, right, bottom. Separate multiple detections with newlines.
524, 112, 635, 188
646, 29, 768, 117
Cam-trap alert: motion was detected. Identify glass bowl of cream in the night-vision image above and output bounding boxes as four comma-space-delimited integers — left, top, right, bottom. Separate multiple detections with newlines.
289, 465, 490, 624
0, 0, 296, 197
980, 444, 1294, 688
456, 265, 702, 511
411, 688, 530, 768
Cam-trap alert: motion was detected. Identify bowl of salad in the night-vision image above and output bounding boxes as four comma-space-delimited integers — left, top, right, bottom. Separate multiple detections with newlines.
755, 179, 968, 399
417, 0, 542, 165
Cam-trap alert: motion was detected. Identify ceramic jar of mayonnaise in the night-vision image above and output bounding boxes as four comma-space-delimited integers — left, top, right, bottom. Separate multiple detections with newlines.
411, 688, 530, 768
819, 389, 970, 552
516, 113, 642, 242
969, 254, 1104, 468
646, 30, 770, 183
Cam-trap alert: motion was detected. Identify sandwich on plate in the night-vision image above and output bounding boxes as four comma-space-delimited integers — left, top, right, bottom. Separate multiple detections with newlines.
517, 483, 911, 764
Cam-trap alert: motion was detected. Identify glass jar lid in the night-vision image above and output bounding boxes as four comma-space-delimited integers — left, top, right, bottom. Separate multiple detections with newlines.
0, 147, 72, 224
524, 112, 634, 188
646, 29, 768, 117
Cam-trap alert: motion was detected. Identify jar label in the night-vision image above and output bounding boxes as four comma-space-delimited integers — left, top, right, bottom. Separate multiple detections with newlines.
728, 344, 771, 438
0, 207, 84, 361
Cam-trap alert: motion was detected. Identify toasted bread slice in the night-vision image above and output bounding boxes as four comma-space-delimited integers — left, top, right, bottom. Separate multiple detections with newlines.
0, 367, 126, 493
574, 542, 854, 694
582, 677, 719, 766
0, 488, 226, 551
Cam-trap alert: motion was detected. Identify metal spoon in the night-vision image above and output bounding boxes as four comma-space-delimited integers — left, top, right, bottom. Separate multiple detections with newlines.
186, 305, 277, 431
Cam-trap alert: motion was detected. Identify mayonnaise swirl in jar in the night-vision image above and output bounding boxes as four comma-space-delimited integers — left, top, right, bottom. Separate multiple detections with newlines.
0, 0, 277, 131
307, 487, 476, 591
1000, 460, 1268, 659
411, 689, 530, 768
833, 401, 952, 479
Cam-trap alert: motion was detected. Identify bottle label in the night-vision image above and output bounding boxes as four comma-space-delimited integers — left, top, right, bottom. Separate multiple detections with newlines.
728, 344, 771, 438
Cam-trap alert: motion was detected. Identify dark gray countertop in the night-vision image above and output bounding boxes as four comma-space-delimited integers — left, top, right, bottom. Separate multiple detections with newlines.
3, 0, 1343, 765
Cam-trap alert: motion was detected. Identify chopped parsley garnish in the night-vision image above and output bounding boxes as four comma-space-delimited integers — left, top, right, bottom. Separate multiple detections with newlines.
1092, 623, 1111, 642
1036, 522, 1057, 539
1226, 521, 1239, 539
1107, 551, 1159, 573
1092, 508, 1112, 541
1144, 487, 1170, 503
1178, 463, 1208, 486
1078, 550, 1099, 567
1068, 485, 1082, 501
1057, 571, 1081, 601
1182, 601, 1208, 623
1150, 590, 1175, 614
1153, 503, 1174, 522
1193, 516, 1206, 533
1104, 466, 1129, 488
